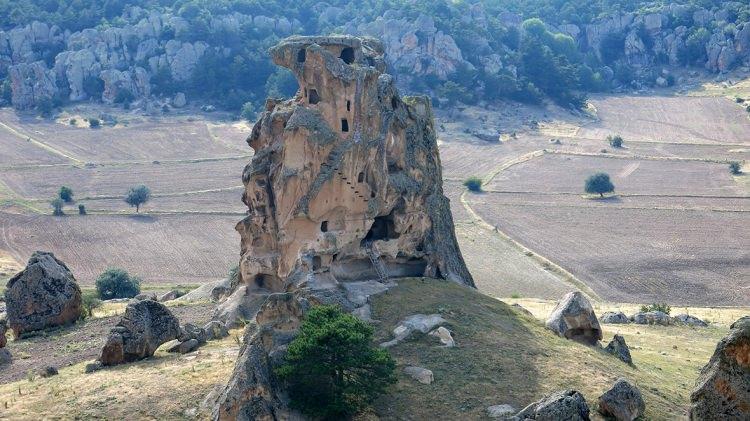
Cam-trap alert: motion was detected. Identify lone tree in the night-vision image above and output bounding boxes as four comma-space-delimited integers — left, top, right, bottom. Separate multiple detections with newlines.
276, 305, 396, 419
59, 186, 74, 203
50, 198, 64, 216
729, 161, 742, 175
124, 184, 151, 213
95, 268, 141, 300
464, 176, 483, 192
585, 172, 615, 197
607, 134, 624, 148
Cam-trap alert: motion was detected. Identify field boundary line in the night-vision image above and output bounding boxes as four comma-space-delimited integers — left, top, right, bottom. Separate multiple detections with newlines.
561, 133, 748, 148
547, 149, 734, 164
482, 150, 545, 185
480, 190, 750, 200
0, 121, 84, 166
484, 200, 750, 213
84, 210, 246, 216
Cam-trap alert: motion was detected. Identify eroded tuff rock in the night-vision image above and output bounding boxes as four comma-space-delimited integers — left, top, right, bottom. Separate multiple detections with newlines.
514, 390, 590, 420
690, 316, 750, 419
99, 299, 180, 365
598, 378, 645, 421
5, 251, 82, 336
545, 292, 602, 345
605, 334, 633, 365
214, 35, 472, 419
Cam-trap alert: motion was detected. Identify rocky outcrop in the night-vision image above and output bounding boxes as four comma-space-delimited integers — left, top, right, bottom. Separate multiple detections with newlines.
673, 314, 708, 327
598, 378, 645, 421
0, 318, 7, 348
605, 334, 633, 365
690, 316, 750, 419
381, 313, 446, 348
631, 311, 671, 325
99, 299, 180, 365
8, 61, 57, 109
515, 390, 590, 420
5, 251, 82, 335
545, 292, 602, 345
214, 35, 472, 419
601, 311, 629, 324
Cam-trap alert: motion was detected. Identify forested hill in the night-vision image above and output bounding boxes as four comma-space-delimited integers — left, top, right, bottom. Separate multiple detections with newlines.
0, 0, 748, 115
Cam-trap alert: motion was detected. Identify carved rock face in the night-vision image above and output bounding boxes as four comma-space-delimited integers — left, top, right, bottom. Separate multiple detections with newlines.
5, 251, 82, 335
235, 35, 473, 295
690, 316, 750, 419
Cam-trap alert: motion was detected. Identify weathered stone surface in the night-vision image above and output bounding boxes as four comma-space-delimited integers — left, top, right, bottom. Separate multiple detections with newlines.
168, 338, 200, 354
598, 378, 645, 421
5, 251, 83, 335
631, 311, 671, 325
204, 320, 229, 340
404, 366, 433, 384
487, 404, 516, 418
179, 323, 207, 344
515, 389, 590, 420
545, 292, 602, 345
40, 366, 59, 377
601, 311, 629, 324
0, 319, 7, 348
0, 348, 11, 365
690, 316, 750, 419
673, 314, 708, 327
381, 313, 446, 347
605, 334, 633, 365
8, 61, 57, 109
159, 289, 181, 302
134, 292, 157, 301
429, 326, 455, 347
99, 299, 180, 365
84, 360, 103, 373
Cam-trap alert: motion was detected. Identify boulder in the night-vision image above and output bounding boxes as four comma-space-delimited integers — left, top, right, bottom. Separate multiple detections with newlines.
512, 303, 534, 317
690, 316, 750, 419
168, 338, 200, 354
380, 314, 446, 347
0, 319, 7, 348
173, 92, 187, 107
601, 311, 629, 324
429, 326, 455, 347
99, 299, 180, 366
134, 293, 157, 301
84, 361, 103, 373
673, 314, 708, 327
631, 311, 671, 325
545, 292, 602, 345
159, 289, 181, 302
598, 378, 645, 421
515, 390, 590, 420
41, 366, 59, 377
179, 323, 207, 344
5, 251, 83, 335
604, 334, 633, 365
204, 320, 229, 340
404, 366, 433, 384
487, 404, 516, 418
0, 348, 11, 365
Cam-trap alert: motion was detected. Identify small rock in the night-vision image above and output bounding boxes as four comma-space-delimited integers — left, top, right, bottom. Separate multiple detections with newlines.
404, 366, 433, 384
605, 334, 633, 365
598, 378, 645, 420
169, 338, 200, 354
515, 389, 590, 420
84, 361, 103, 373
0, 348, 11, 365
672, 314, 708, 327
487, 404, 516, 418
203, 320, 229, 340
511, 303, 534, 317
380, 314, 446, 348
600, 311, 629, 324
159, 290, 181, 302
134, 293, 157, 301
429, 326, 455, 347
41, 366, 58, 377
179, 323, 207, 344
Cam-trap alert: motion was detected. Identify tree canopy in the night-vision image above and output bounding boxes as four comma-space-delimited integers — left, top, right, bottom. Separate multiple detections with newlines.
585, 172, 615, 197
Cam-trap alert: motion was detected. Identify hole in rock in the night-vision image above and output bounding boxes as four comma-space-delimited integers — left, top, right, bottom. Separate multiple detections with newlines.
321, 221, 328, 232
364, 214, 400, 242
391, 96, 398, 110
358, 172, 365, 183
309, 89, 320, 104
312, 255, 322, 270
341, 118, 349, 132
254, 274, 267, 288
297, 49, 306, 63
346, 100, 351, 111
340, 47, 355, 64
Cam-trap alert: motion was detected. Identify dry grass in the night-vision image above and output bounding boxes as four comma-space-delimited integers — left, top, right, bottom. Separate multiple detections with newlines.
370, 278, 730, 420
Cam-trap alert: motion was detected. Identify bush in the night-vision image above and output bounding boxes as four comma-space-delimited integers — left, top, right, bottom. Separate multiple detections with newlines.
729, 161, 742, 175
463, 177, 483, 192
78, 204, 86, 215
607, 134, 623, 148
124, 184, 151, 213
276, 305, 396, 419
59, 186, 74, 203
95, 268, 141, 300
50, 198, 64, 216
88, 118, 100, 128
585, 172, 615, 197
641, 302, 671, 315
80, 291, 102, 320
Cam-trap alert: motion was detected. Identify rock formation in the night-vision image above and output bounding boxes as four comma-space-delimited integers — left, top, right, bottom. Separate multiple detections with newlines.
5, 251, 82, 336
598, 378, 645, 421
0, 319, 9, 365
214, 35, 473, 419
631, 311, 671, 325
673, 314, 708, 327
514, 389, 591, 420
99, 299, 180, 365
600, 311, 629, 324
605, 334, 633, 365
545, 292, 602, 345
690, 316, 750, 419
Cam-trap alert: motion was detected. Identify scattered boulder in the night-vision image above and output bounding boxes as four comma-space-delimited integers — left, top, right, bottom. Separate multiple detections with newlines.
380, 314, 446, 348
631, 311, 671, 326
429, 326, 456, 347
512, 303, 534, 317
597, 378, 645, 421
487, 404, 516, 418
203, 320, 229, 340
673, 314, 708, 327
40, 366, 59, 377
515, 389, 590, 420
134, 293, 157, 301
84, 361, 103, 373
600, 311, 629, 324
179, 323, 207, 344
604, 334, 633, 365
545, 292, 602, 345
168, 338, 200, 354
159, 289, 182, 302
99, 299, 180, 366
173, 92, 187, 108
0, 319, 7, 348
690, 316, 750, 419
0, 348, 11, 365
404, 366, 433, 384
5, 251, 83, 335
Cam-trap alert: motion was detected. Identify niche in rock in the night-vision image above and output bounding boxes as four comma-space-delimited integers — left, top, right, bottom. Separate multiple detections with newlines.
297, 48, 306, 63
341, 118, 349, 132
309, 89, 320, 104
340, 47, 355, 64
321, 220, 328, 232
363, 214, 400, 242
358, 172, 365, 183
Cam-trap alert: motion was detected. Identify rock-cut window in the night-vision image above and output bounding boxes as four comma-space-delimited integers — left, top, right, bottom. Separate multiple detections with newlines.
341, 118, 349, 132
309, 89, 320, 104
321, 221, 328, 232
297, 49, 306, 63
340, 47, 355, 64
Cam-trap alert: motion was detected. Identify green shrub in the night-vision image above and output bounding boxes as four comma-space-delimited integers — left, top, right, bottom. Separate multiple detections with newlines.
80, 291, 102, 320
78, 204, 86, 215
276, 305, 396, 419
585, 172, 615, 197
607, 134, 623, 148
640, 302, 671, 315
729, 161, 742, 175
95, 268, 141, 300
89, 118, 100, 128
59, 186, 74, 203
463, 177, 483, 192
50, 198, 64, 216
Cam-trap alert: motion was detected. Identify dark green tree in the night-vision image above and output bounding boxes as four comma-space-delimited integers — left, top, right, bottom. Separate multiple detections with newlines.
607, 134, 623, 148
124, 184, 151, 212
50, 197, 64, 216
729, 161, 742, 175
585, 172, 615, 197
95, 268, 141, 299
59, 186, 74, 202
276, 305, 396, 419
464, 176, 483, 192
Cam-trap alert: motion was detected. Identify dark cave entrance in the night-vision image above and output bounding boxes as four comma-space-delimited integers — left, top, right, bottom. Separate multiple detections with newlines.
363, 214, 400, 242
254, 274, 269, 288
297, 49, 306, 63
357, 172, 365, 183
340, 47, 355, 64
312, 255, 322, 271
309, 89, 320, 104
341, 118, 349, 132
320, 220, 328, 232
